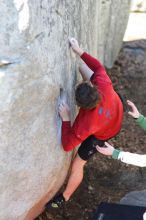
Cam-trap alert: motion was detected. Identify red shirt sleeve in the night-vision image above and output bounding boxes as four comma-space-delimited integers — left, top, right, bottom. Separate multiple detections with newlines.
61, 121, 82, 151
81, 52, 112, 94
61, 109, 97, 152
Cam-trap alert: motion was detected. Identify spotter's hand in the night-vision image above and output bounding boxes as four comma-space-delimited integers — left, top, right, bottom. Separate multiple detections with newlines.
127, 100, 140, 119
59, 102, 70, 121
96, 142, 115, 156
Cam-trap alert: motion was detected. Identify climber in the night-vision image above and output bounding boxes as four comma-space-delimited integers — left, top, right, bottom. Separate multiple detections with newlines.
96, 100, 146, 167
45, 38, 124, 209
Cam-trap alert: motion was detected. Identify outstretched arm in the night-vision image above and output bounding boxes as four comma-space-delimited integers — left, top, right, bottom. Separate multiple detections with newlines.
69, 38, 105, 73
96, 142, 146, 167
69, 38, 111, 91
69, 38, 93, 80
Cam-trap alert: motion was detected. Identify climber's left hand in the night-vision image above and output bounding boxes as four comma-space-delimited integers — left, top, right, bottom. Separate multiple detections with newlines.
59, 102, 70, 121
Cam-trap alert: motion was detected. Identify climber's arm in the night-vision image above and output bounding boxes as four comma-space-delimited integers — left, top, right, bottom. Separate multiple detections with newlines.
59, 102, 82, 151
69, 38, 103, 73
69, 38, 92, 80
59, 102, 95, 151
69, 38, 112, 91
61, 121, 82, 151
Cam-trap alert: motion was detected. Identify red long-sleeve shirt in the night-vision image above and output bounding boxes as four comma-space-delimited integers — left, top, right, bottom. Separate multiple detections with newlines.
62, 52, 123, 151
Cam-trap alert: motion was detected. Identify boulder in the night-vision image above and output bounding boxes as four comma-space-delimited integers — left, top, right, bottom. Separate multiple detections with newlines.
120, 190, 146, 207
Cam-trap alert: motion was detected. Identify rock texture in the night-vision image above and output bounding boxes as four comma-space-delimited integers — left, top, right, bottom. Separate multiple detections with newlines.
131, 0, 146, 12
120, 190, 146, 207
0, 1, 131, 220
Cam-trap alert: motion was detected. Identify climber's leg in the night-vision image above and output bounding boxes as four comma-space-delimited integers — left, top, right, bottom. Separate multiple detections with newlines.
79, 63, 93, 81
45, 193, 65, 209
63, 154, 87, 201
45, 154, 86, 209
62, 136, 105, 201
45, 136, 105, 209
63, 136, 105, 200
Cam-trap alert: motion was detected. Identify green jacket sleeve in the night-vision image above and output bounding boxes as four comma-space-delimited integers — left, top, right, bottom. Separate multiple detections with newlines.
112, 149, 121, 159
136, 114, 146, 131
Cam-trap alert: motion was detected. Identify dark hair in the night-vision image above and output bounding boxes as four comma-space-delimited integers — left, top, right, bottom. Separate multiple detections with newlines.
75, 82, 101, 109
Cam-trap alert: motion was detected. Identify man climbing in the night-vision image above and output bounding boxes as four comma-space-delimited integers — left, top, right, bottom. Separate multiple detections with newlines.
45, 38, 124, 208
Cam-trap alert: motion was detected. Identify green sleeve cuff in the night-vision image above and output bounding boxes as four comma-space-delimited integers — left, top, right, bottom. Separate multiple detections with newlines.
136, 114, 144, 123
112, 149, 121, 159
136, 114, 146, 131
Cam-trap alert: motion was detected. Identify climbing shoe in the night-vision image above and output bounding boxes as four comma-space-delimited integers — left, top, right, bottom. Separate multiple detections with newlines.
45, 193, 65, 209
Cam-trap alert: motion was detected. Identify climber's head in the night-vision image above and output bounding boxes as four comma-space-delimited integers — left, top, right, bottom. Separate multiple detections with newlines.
75, 81, 101, 109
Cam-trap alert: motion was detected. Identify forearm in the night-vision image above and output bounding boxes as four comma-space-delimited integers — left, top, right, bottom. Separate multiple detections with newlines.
69, 38, 103, 72
136, 114, 146, 131
79, 64, 94, 81
74, 47, 84, 56
80, 52, 104, 73
61, 121, 81, 151
112, 149, 146, 167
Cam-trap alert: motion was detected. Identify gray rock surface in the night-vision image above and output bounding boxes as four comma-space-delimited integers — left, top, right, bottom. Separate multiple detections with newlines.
120, 190, 146, 207
0, 0, 131, 220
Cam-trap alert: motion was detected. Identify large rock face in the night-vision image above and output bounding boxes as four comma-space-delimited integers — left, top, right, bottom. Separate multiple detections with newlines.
120, 190, 146, 207
0, 1, 131, 220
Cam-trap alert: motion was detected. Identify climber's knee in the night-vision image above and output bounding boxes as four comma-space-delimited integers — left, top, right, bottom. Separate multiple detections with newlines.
71, 154, 87, 173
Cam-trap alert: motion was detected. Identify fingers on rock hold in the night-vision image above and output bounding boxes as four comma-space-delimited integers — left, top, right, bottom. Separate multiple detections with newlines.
68, 37, 74, 46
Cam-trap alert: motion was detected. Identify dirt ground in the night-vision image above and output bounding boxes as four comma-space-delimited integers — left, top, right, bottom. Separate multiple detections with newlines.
36, 39, 146, 220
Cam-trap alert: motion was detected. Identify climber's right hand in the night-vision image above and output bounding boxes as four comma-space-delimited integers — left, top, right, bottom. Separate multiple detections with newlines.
59, 101, 70, 121
69, 38, 84, 56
